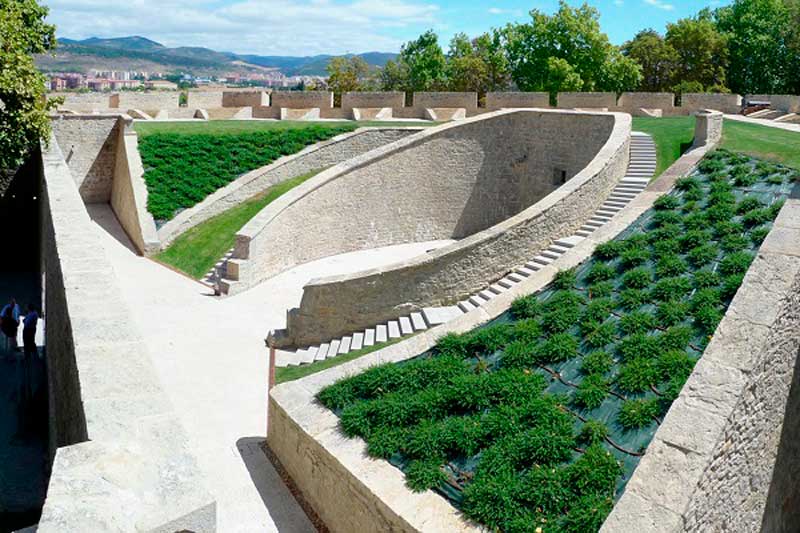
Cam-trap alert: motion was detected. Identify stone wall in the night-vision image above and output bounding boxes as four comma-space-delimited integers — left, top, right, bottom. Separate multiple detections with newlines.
114, 91, 180, 110
111, 117, 160, 255
50, 92, 111, 112
485, 91, 550, 109
222, 90, 269, 108
681, 93, 743, 114
158, 127, 419, 249
557, 92, 617, 109
617, 92, 675, 111
271, 91, 333, 109
187, 90, 224, 109
341, 91, 405, 112
37, 138, 216, 531
51, 115, 120, 203
412, 91, 478, 110
770, 95, 800, 113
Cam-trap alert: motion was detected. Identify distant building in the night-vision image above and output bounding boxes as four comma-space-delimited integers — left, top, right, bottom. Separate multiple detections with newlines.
144, 80, 178, 90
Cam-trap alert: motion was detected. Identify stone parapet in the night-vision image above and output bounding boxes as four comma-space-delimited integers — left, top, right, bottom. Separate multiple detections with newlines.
412, 91, 478, 110
681, 93, 742, 114
271, 91, 333, 109
485, 91, 550, 109
557, 91, 617, 109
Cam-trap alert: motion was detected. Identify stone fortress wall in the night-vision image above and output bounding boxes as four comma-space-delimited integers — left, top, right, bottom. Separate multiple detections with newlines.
485, 91, 550, 109
36, 138, 215, 531
225, 109, 631, 346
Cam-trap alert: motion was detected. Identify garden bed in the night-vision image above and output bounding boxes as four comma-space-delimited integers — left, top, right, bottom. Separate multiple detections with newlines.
317, 149, 798, 532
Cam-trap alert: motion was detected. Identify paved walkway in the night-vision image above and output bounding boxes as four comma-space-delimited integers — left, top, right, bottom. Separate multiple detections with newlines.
725, 113, 800, 133
86, 204, 453, 532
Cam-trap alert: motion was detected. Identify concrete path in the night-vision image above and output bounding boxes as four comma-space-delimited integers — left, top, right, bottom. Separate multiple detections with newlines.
86, 204, 453, 532
725, 113, 800, 133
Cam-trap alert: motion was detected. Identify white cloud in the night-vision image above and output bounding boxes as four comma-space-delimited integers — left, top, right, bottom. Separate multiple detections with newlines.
43, 0, 441, 55
643, 0, 674, 11
614, 0, 624, 6
487, 6, 523, 16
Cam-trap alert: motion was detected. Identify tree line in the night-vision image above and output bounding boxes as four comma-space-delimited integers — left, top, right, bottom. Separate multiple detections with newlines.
327, 0, 800, 103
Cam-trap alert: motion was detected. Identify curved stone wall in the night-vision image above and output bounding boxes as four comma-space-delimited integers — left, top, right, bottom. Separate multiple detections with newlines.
157, 127, 419, 249
227, 109, 630, 344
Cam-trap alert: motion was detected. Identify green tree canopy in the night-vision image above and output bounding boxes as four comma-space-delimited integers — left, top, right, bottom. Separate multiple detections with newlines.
326, 55, 372, 106
502, 1, 640, 94
665, 11, 729, 92
445, 32, 510, 96
622, 30, 678, 92
382, 30, 447, 93
0, 0, 59, 170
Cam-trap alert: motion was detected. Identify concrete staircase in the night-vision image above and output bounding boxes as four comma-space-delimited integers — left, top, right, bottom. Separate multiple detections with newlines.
273, 132, 657, 367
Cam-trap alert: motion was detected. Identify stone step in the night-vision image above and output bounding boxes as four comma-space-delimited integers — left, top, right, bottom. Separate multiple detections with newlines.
387, 321, 401, 339
548, 244, 571, 254
315, 343, 330, 362
540, 249, 563, 260
297, 347, 317, 365
603, 200, 627, 208
410, 312, 428, 331
533, 255, 553, 266
422, 306, 462, 326
339, 336, 352, 354
479, 289, 497, 301
576, 229, 593, 237
399, 316, 413, 335
376, 324, 388, 343
351, 332, 364, 350
555, 235, 584, 248
498, 277, 516, 289
459, 300, 477, 313
608, 196, 633, 204
609, 191, 637, 199
621, 178, 651, 185
468, 294, 486, 307
326, 340, 341, 358
507, 272, 527, 283
585, 219, 605, 229
489, 283, 507, 294
364, 329, 376, 347
516, 266, 536, 277
523, 261, 542, 271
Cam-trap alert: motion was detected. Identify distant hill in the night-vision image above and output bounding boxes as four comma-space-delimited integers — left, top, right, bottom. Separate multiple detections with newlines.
37, 36, 397, 77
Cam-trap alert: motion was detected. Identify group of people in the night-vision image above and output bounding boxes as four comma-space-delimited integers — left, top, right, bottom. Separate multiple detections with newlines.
1, 298, 38, 356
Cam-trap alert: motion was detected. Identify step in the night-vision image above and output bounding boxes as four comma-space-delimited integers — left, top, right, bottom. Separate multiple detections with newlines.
297, 347, 317, 365
548, 244, 570, 254
621, 178, 651, 185
533, 255, 553, 266
376, 324, 388, 343
327, 340, 341, 358
364, 329, 376, 347
315, 343, 330, 362
507, 272, 527, 283
410, 312, 428, 331
339, 336, 352, 354
459, 300, 476, 313
603, 200, 626, 208
399, 316, 413, 335
576, 229, 593, 237
351, 332, 364, 350
469, 294, 487, 307
387, 321, 401, 339
607, 196, 633, 204
422, 306, 462, 326
609, 192, 636, 199
516, 266, 536, 277
489, 283, 507, 294
498, 277, 517, 289
479, 289, 497, 301
585, 219, 605, 229
524, 261, 542, 271
555, 235, 584, 248
580, 224, 598, 232
541, 249, 563, 260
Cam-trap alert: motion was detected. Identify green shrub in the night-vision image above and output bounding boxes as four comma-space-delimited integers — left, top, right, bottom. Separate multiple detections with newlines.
687, 244, 720, 267
581, 351, 613, 375
719, 251, 754, 276
468, 324, 515, 354
617, 333, 661, 361
461, 470, 523, 529
708, 190, 736, 207
502, 340, 535, 369
721, 234, 749, 252
733, 171, 758, 187
742, 208, 772, 228
693, 269, 721, 289
659, 326, 693, 351
705, 203, 735, 223
618, 288, 648, 310
536, 333, 579, 364
736, 196, 764, 215
652, 210, 682, 227
618, 399, 660, 429
559, 493, 614, 533
655, 300, 689, 327
679, 230, 712, 252
622, 267, 652, 289
514, 319, 543, 344
616, 358, 659, 394
434, 333, 470, 359
769, 199, 786, 219
684, 187, 704, 202
714, 220, 745, 239
516, 466, 570, 515
690, 288, 722, 312
651, 238, 681, 258
682, 211, 709, 231
582, 298, 614, 323
585, 321, 616, 349
587, 262, 616, 283
405, 458, 447, 492
709, 179, 733, 195
653, 195, 680, 211
750, 226, 770, 246
593, 241, 623, 260
656, 254, 688, 277
511, 294, 540, 319
573, 374, 609, 410
589, 280, 614, 298
577, 420, 610, 445
650, 276, 692, 302
554, 268, 578, 290
720, 273, 746, 299
693, 305, 723, 334
541, 291, 584, 333
656, 350, 696, 381
682, 200, 699, 213
675, 176, 700, 191
698, 158, 726, 173
564, 444, 622, 496
366, 426, 407, 458
619, 247, 650, 270
648, 223, 682, 244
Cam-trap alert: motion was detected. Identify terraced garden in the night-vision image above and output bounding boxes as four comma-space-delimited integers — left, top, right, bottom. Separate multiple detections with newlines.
317, 149, 798, 532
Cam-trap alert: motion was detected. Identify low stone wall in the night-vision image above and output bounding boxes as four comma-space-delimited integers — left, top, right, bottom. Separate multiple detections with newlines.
771, 94, 800, 113
114, 91, 180, 110
158, 127, 420, 249
682, 93, 742, 114
617, 92, 675, 111
51, 92, 112, 112
187, 90, 224, 109
111, 117, 160, 255
485, 91, 550, 109
222, 90, 269, 108
51, 114, 120, 203
37, 139, 216, 531
558, 92, 617, 109
271, 91, 333, 109
412, 91, 478, 110
341, 91, 405, 113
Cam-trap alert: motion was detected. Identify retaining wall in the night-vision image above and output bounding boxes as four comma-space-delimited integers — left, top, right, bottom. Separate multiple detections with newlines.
51, 92, 112, 112
341, 91, 405, 112
271, 91, 333, 109
51, 115, 120, 203
158, 127, 420, 249
114, 91, 180, 110
485, 91, 550, 109
37, 138, 215, 531
412, 91, 478, 110
227, 109, 629, 346
558, 92, 617, 109
770, 95, 800, 113
222, 90, 269, 108
187, 90, 224, 109
617, 92, 675, 111
681, 93, 742, 114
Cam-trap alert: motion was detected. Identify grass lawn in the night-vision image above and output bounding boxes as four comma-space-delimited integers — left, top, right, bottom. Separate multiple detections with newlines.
274, 336, 408, 385
134, 120, 435, 137
156, 169, 321, 279
631, 116, 695, 177
721, 120, 800, 170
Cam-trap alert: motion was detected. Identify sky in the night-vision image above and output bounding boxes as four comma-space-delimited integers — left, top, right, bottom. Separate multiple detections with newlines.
43, 0, 732, 57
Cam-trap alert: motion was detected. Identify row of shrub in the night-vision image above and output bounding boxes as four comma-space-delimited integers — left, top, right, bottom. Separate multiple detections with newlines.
138, 125, 355, 221
317, 149, 797, 532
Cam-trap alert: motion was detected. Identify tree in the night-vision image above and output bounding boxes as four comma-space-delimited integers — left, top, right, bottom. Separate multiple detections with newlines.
326, 56, 371, 106
622, 30, 678, 92
0, 0, 59, 170
665, 11, 728, 92
715, 0, 791, 94
445, 32, 510, 96
395, 30, 447, 92
787, 0, 800, 93
502, 1, 640, 94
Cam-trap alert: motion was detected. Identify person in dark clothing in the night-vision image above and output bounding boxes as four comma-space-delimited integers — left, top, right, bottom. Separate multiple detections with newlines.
1, 298, 20, 353
21, 304, 39, 402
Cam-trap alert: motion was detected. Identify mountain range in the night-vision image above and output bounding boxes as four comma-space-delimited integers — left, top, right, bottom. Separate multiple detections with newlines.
35, 36, 397, 77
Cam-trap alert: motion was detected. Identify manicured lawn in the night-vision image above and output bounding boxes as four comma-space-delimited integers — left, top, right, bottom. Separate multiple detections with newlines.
156, 169, 321, 279
274, 337, 408, 385
134, 120, 435, 137
317, 150, 796, 532
721, 120, 800, 170
631, 116, 695, 177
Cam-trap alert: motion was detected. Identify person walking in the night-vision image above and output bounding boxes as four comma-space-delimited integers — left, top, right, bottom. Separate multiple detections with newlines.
21, 304, 39, 403
1, 298, 21, 353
